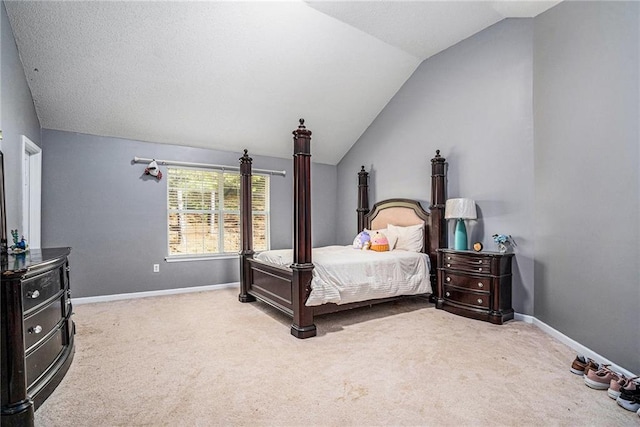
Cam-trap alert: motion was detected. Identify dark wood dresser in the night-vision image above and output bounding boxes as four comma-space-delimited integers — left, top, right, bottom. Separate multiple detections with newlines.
436, 249, 514, 325
1, 248, 75, 427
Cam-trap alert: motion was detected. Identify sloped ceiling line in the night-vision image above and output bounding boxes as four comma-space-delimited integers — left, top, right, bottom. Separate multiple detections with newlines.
5, 1, 559, 165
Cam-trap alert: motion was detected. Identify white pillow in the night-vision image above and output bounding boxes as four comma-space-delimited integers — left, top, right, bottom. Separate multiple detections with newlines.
365, 228, 398, 250
388, 223, 424, 252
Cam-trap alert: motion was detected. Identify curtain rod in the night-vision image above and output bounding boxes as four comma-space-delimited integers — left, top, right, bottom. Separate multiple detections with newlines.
133, 156, 286, 177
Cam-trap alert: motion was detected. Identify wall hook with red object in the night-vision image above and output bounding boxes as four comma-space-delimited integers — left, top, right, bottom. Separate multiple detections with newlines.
144, 159, 162, 180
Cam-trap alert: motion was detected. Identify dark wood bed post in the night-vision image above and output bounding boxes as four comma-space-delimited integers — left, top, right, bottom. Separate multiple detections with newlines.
357, 166, 369, 233
429, 150, 447, 299
238, 149, 256, 303
290, 119, 316, 339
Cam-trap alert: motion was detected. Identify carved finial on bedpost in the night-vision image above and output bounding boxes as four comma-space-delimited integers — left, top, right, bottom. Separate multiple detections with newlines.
357, 166, 370, 233
239, 149, 253, 165
293, 118, 311, 138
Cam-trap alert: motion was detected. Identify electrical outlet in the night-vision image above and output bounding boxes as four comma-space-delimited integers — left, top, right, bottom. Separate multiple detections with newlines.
153, 264, 159, 273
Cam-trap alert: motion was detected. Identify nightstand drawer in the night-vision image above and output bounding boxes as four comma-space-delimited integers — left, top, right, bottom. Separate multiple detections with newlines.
442, 271, 490, 292
441, 253, 491, 273
443, 286, 490, 309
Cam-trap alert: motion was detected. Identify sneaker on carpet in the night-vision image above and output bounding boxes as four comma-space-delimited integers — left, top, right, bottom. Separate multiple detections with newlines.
583, 359, 600, 377
609, 376, 638, 400
616, 381, 640, 412
570, 355, 588, 375
584, 366, 619, 390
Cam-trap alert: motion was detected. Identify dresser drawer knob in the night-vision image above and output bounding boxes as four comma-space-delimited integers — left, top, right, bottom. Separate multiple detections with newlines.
27, 290, 40, 299
446, 276, 451, 282
446, 263, 451, 267
477, 299, 483, 304
478, 283, 483, 288
447, 256, 451, 260
477, 260, 482, 264
29, 325, 43, 334
445, 292, 450, 297
478, 268, 483, 272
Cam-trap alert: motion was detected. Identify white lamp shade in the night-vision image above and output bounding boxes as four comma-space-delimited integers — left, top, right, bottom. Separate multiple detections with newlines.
445, 198, 477, 220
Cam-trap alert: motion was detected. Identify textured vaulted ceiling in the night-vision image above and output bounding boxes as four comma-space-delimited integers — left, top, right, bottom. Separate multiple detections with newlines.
4, 1, 559, 165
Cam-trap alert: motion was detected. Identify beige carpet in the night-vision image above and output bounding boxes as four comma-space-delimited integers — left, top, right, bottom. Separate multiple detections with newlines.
35, 287, 638, 426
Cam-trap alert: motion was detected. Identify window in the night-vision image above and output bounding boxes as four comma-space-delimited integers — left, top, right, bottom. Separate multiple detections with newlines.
167, 168, 269, 256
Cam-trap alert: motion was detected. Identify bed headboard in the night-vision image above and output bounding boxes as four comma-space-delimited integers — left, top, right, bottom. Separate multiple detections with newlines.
364, 199, 431, 254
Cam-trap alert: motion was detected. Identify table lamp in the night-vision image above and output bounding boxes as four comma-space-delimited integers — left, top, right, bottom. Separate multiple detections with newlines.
445, 198, 477, 250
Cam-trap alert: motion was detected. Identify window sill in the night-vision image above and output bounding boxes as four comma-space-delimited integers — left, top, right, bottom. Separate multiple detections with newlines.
165, 254, 239, 263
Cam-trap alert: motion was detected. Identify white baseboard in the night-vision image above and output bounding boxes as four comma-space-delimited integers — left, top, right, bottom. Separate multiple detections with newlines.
515, 312, 636, 378
72, 282, 239, 305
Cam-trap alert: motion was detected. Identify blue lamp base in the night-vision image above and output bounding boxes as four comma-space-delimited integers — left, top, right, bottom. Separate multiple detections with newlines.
454, 218, 468, 250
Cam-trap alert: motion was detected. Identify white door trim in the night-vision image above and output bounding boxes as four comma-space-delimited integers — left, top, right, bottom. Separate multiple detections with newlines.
21, 136, 42, 249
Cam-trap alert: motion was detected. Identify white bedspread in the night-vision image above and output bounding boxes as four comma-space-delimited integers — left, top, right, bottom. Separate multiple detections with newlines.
255, 246, 432, 306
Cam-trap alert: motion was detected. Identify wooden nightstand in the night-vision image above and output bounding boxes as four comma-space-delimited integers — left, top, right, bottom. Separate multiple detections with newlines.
436, 249, 514, 325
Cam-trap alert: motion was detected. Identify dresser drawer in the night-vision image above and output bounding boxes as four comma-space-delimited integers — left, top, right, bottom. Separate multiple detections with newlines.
22, 268, 63, 313
441, 271, 490, 292
441, 253, 491, 274
26, 327, 65, 386
24, 294, 64, 351
443, 286, 490, 309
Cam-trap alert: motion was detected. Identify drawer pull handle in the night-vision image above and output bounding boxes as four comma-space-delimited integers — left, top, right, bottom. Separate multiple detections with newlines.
445, 292, 450, 297
477, 299, 483, 304
447, 256, 451, 260
478, 260, 482, 264
446, 263, 451, 268
478, 268, 482, 272
446, 277, 451, 282
27, 290, 40, 299
478, 283, 483, 288
29, 325, 43, 334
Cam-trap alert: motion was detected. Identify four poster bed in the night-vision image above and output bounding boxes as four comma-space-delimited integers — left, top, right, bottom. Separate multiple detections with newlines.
238, 119, 448, 338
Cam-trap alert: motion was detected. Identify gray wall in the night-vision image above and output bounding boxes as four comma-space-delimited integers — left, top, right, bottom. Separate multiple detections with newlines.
337, 19, 536, 315
337, 1, 639, 374
533, 1, 639, 374
41, 129, 337, 298
1, 2, 41, 233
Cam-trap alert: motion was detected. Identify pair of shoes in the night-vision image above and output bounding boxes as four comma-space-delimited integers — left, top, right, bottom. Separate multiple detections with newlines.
584, 365, 619, 390
570, 355, 588, 375
583, 359, 600, 377
609, 376, 639, 399
570, 355, 599, 376
616, 380, 640, 412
